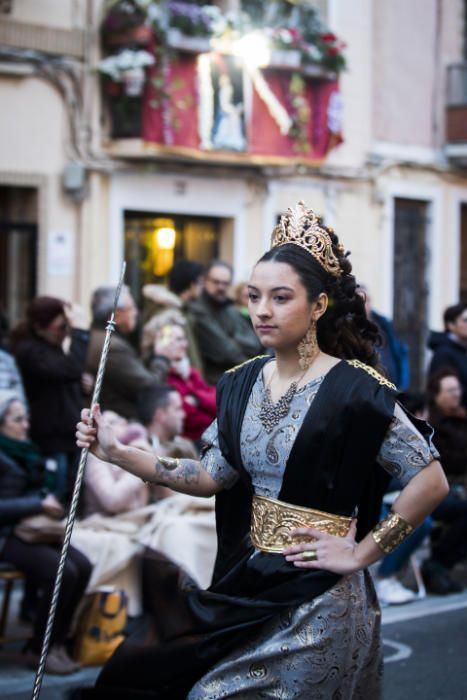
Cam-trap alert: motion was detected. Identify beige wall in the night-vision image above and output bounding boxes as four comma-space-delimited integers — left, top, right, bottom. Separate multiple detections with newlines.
0, 73, 80, 301
372, 0, 464, 149
326, 0, 374, 169
4, 0, 87, 29
1, 0, 467, 333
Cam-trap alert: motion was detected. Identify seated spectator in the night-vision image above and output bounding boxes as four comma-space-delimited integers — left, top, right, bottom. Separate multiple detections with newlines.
144, 321, 216, 442
86, 286, 167, 420
142, 259, 205, 374
0, 390, 91, 674
428, 302, 467, 407
428, 369, 467, 488
188, 260, 263, 384
10, 297, 89, 501
0, 347, 26, 404
138, 384, 186, 454
81, 412, 150, 518
72, 414, 151, 616
417, 371, 467, 594
73, 404, 216, 612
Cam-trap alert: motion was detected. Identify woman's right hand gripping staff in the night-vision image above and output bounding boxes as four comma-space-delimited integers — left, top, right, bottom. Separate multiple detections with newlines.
76, 406, 221, 497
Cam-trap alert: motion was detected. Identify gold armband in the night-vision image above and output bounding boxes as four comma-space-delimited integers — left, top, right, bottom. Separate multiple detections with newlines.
371, 511, 414, 555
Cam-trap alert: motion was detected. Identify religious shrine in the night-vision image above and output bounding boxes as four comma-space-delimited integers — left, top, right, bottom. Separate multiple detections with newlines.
99, 0, 346, 165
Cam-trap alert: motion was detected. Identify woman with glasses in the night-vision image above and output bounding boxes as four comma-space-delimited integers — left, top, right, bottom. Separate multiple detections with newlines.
0, 390, 91, 674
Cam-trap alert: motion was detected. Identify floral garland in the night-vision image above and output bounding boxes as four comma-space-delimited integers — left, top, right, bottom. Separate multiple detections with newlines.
245, 64, 292, 136
288, 72, 311, 153
197, 53, 214, 149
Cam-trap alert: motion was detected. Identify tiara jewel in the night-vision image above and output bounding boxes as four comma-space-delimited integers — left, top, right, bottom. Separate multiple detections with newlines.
271, 201, 342, 277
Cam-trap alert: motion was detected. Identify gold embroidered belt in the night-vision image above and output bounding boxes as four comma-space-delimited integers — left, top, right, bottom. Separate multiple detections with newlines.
250, 494, 352, 554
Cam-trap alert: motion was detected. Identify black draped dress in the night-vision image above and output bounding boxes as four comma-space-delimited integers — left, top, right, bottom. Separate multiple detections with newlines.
82, 357, 436, 699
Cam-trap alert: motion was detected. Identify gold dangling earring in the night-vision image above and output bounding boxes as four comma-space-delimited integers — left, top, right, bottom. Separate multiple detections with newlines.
297, 321, 319, 371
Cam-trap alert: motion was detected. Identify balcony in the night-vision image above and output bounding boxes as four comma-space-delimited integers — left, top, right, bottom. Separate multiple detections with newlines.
98, 2, 346, 167
445, 63, 467, 164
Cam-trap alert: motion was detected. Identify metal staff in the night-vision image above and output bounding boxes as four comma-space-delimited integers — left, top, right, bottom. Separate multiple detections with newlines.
31, 262, 127, 700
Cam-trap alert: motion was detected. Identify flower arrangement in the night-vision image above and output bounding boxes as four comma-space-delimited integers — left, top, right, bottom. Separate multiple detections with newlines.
269, 27, 303, 52
304, 32, 346, 73
101, 1, 346, 74
98, 49, 155, 80
168, 2, 223, 38
97, 49, 155, 95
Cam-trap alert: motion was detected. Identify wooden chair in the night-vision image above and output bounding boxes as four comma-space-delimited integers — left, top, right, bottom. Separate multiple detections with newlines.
0, 564, 26, 645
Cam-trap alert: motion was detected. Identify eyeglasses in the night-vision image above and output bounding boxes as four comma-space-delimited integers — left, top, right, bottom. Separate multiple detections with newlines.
206, 277, 230, 287
8, 415, 29, 423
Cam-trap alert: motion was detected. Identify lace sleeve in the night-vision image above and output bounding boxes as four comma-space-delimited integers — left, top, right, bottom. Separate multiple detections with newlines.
200, 420, 239, 489
376, 404, 439, 487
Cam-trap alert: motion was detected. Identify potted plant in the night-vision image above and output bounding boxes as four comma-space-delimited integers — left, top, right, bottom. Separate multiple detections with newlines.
166, 2, 222, 52
269, 27, 302, 69
97, 48, 155, 96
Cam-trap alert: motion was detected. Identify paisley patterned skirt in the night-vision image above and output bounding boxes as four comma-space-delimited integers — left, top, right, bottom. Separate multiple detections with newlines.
188, 570, 382, 700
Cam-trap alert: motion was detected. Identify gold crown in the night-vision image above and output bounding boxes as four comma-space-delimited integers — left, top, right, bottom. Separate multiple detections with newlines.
271, 201, 343, 277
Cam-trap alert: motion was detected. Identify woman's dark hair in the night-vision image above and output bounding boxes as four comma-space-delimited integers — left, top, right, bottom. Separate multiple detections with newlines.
10, 296, 65, 352
257, 227, 381, 367
427, 368, 461, 404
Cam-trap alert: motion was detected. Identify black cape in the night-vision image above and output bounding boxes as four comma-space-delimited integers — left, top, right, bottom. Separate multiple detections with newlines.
82, 358, 409, 699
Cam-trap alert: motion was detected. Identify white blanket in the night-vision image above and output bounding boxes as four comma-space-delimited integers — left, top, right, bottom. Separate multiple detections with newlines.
72, 494, 217, 616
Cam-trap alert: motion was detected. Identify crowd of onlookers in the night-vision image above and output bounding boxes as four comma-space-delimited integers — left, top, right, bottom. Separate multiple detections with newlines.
0, 255, 466, 672
369, 300, 467, 605
0, 258, 260, 674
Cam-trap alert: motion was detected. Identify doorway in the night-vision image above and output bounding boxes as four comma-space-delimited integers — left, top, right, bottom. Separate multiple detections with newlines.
393, 198, 430, 390
0, 186, 38, 331
124, 210, 221, 307
460, 203, 467, 303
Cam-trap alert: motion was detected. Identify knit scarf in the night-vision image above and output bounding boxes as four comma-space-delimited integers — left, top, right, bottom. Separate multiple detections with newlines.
0, 433, 43, 473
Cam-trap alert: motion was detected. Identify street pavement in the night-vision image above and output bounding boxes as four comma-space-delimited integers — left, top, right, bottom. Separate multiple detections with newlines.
2, 589, 467, 699
382, 592, 467, 700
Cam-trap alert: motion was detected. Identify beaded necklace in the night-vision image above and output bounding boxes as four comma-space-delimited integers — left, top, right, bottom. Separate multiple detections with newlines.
258, 364, 309, 433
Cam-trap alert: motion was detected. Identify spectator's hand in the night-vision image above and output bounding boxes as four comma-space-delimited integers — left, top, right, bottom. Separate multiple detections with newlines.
64, 303, 87, 330
81, 372, 95, 396
76, 405, 119, 461
41, 494, 65, 519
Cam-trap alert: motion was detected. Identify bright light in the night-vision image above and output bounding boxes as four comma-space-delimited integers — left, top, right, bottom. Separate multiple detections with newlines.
235, 32, 271, 68
155, 227, 176, 250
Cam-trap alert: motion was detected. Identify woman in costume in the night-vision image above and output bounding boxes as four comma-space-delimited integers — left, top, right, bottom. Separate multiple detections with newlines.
76, 202, 448, 699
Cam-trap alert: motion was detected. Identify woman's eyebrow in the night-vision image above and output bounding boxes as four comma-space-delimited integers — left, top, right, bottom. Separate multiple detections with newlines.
247, 285, 294, 292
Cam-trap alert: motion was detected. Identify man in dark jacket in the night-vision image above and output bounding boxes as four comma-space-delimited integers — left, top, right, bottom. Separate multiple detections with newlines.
188, 260, 263, 384
428, 302, 467, 407
86, 286, 167, 419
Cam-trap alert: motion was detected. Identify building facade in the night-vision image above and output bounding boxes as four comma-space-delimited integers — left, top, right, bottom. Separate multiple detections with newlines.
1, 0, 466, 386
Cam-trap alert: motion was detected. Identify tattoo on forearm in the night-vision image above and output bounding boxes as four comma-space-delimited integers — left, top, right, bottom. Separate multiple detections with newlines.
155, 458, 201, 486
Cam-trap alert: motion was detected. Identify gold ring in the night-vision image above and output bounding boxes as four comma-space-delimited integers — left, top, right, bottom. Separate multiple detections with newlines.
301, 550, 318, 561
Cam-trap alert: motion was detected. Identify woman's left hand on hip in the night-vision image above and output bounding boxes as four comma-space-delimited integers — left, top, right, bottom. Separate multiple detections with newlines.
283, 519, 360, 575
